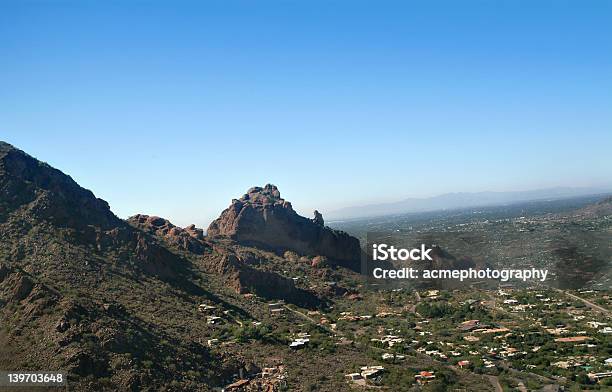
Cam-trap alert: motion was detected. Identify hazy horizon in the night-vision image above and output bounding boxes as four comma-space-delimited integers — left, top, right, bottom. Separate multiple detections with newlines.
2, 1, 611, 226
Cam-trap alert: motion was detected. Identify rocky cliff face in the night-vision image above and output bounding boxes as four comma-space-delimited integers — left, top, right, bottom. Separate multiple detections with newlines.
207, 184, 361, 270
201, 243, 321, 308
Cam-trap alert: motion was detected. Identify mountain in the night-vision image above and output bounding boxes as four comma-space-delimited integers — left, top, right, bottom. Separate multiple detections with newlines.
0, 141, 118, 229
0, 141, 238, 390
0, 141, 365, 391
326, 187, 612, 220
208, 184, 361, 270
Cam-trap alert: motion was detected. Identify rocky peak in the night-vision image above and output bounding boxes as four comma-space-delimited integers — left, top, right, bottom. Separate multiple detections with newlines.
208, 185, 361, 270
242, 184, 282, 204
0, 141, 118, 229
231, 184, 294, 212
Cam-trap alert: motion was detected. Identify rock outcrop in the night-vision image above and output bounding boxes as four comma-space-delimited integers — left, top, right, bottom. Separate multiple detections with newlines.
128, 214, 207, 254
129, 213, 321, 307
207, 184, 361, 270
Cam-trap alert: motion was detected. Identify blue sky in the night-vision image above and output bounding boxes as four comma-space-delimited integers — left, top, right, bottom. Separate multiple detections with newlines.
1, 0, 611, 227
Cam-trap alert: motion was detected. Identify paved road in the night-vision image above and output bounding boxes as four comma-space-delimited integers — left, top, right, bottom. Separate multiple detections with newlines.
556, 289, 610, 315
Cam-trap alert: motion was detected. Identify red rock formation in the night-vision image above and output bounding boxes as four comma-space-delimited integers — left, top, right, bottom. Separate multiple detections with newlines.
207, 184, 361, 270
128, 214, 207, 254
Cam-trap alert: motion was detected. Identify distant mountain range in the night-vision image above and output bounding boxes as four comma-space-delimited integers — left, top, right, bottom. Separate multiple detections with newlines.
327, 187, 612, 220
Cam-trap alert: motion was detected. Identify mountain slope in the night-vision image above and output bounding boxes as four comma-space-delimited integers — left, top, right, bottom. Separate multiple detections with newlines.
0, 142, 235, 390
